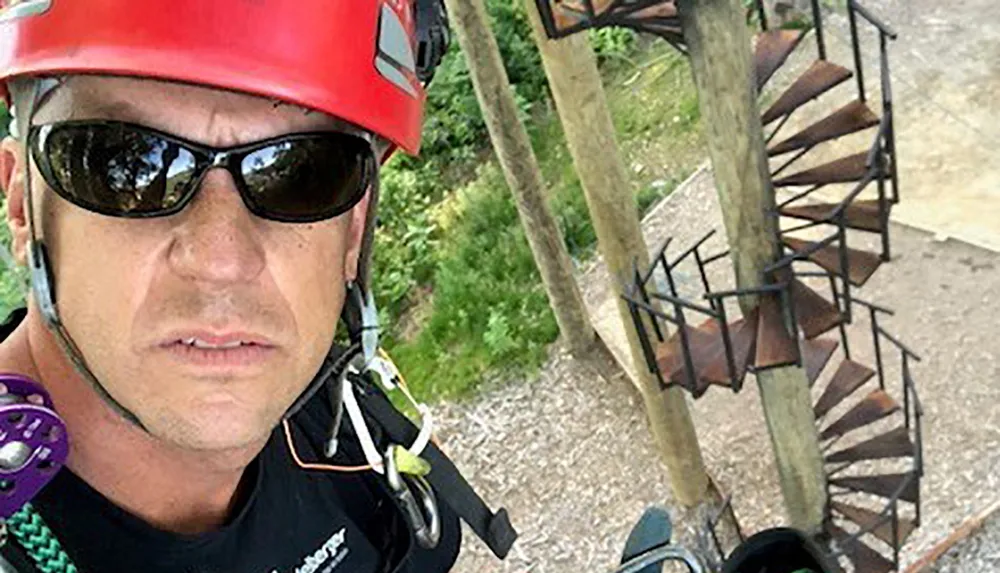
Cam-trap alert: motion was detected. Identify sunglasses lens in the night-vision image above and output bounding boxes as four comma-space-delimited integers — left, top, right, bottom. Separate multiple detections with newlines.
240, 135, 370, 222
38, 124, 197, 217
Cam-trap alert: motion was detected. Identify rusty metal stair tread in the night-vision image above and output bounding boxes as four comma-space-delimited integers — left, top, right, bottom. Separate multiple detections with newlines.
783, 236, 883, 287
556, 0, 613, 16
622, 1, 677, 19
555, 0, 678, 23
780, 199, 886, 234
831, 501, 917, 547
769, 99, 880, 156
655, 324, 719, 386
754, 294, 799, 369
820, 389, 901, 440
826, 426, 914, 464
655, 317, 731, 392
754, 29, 806, 92
773, 151, 878, 187
791, 279, 843, 339
813, 359, 875, 418
802, 337, 839, 387
700, 309, 759, 388
826, 522, 895, 573
830, 473, 919, 503
762, 59, 853, 125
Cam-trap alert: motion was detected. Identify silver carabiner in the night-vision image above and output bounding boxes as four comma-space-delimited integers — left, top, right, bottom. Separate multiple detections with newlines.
384, 447, 441, 549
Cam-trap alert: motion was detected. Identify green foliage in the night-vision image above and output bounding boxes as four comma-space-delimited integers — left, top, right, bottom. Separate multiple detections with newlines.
0, 105, 27, 316
361, 11, 711, 403
588, 28, 637, 67
420, 0, 638, 166
388, 164, 558, 399
0, 202, 27, 317
372, 158, 443, 322
420, 0, 548, 165
0, 102, 8, 138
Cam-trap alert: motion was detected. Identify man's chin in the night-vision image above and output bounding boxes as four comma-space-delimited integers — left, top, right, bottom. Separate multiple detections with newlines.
144, 410, 280, 456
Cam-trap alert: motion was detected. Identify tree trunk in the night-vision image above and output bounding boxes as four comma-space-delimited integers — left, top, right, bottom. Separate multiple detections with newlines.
443, 0, 595, 357
524, 1, 710, 507
677, 0, 827, 533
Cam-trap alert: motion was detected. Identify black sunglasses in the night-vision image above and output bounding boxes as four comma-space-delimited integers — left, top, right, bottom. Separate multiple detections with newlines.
28, 120, 376, 223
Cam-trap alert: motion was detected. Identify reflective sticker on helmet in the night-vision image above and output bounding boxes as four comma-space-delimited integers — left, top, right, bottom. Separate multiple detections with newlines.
0, 0, 52, 22
376, 2, 419, 98
383, 0, 416, 36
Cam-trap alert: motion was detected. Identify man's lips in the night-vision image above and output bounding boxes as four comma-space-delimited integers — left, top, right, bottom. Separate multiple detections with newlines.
156, 331, 278, 369
159, 331, 276, 349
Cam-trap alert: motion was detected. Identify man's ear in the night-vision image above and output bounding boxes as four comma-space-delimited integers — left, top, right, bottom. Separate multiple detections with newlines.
0, 136, 30, 266
342, 188, 373, 284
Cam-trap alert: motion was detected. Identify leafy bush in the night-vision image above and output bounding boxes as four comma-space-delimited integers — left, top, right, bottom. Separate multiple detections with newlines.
420, 0, 636, 166
420, 0, 548, 165
388, 163, 558, 399
373, 5, 640, 332
0, 103, 8, 138
0, 202, 27, 317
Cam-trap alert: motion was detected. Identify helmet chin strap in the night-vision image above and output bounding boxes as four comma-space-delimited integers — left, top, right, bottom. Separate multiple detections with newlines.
16, 79, 149, 430
14, 78, 383, 436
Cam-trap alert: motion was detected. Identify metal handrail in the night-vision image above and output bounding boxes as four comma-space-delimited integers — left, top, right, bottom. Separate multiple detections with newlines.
832, 291, 894, 316
649, 291, 719, 316
778, 112, 888, 229
810, 0, 827, 60
827, 471, 917, 566
639, 236, 673, 286
703, 281, 789, 300
777, 184, 824, 210
764, 232, 837, 275
781, 219, 826, 235
848, 0, 898, 39
866, 113, 891, 169
875, 325, 922, 361
622, 295, 676, 324
701, 250, 730, 266
668, 230, 717, 269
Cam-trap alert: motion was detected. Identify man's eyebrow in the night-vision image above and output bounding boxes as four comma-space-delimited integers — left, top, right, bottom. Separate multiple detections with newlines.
68, 98, 145, 122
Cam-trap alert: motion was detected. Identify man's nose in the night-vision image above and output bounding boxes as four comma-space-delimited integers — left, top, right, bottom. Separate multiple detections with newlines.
167, 169, 266, 285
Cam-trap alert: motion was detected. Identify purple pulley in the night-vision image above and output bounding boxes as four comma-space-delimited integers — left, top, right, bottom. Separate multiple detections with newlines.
0, 373, 69, 519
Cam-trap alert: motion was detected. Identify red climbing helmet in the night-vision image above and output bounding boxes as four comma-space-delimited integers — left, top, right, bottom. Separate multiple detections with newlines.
0, 0, 449, 154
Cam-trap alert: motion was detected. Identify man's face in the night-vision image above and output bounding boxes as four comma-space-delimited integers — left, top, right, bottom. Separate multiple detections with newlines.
1, 76, 368, 452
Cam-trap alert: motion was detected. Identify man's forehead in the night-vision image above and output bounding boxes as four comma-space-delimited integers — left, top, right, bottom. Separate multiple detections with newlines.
33, 75, 361, 142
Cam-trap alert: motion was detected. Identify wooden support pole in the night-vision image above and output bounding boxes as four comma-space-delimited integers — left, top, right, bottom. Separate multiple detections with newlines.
524, 1, 710, 507
443, 0, 596, 357
677, 0, 827, 533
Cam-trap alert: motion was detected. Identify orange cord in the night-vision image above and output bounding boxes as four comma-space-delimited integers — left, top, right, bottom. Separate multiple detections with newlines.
282, 419, 373, 473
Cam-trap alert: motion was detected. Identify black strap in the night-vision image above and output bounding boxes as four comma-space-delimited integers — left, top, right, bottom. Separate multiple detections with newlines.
356, 386, 517, 560
0, 537, 37, 573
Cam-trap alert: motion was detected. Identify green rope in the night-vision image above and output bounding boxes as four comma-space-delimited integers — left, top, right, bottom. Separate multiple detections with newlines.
7, 504, 78, 573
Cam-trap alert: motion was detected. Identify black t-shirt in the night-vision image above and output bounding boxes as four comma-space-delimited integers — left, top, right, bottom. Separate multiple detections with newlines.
0, 309, 461, 573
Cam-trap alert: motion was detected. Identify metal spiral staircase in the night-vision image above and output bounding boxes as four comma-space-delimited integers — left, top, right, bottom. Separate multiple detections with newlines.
534, 0, 922, 571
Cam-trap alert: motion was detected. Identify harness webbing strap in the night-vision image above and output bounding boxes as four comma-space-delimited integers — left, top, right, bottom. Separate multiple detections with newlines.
357, 389, 518, 559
